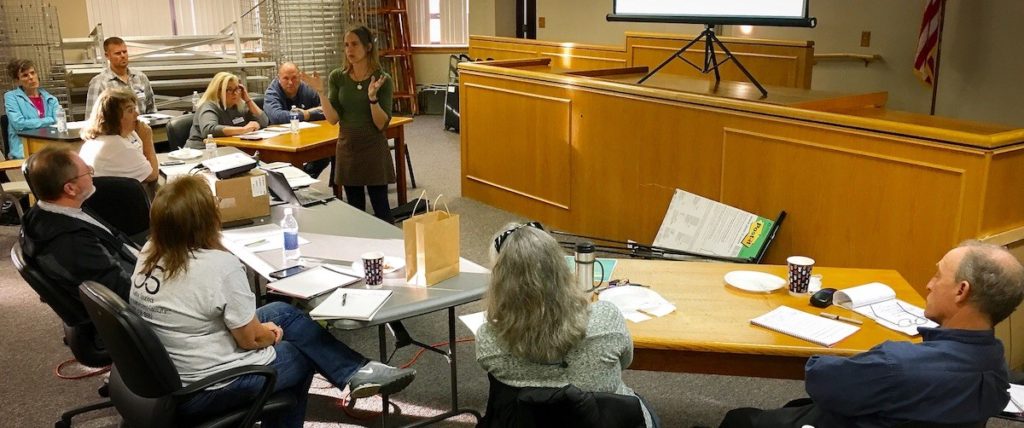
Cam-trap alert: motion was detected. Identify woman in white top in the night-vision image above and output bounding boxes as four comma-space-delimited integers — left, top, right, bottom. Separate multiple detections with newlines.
79, 87, 159, 186
129, 176, 415, 427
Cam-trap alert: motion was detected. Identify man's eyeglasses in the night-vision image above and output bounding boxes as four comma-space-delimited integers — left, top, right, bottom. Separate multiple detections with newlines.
65, 166, 95, 184
869, 301, 930, 328
493, 221, 544, 253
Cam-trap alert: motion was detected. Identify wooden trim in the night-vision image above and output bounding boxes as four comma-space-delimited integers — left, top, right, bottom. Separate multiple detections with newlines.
458, 63, 1024, 149
538, 52, 628, 64
814, 53, 882, 66
980, 226, 1024, 246
625, 31, 814, 48
411, 45, 468, 54
469, 35, 625, 53
568, 66, 650, 77
0, 159, 24, 171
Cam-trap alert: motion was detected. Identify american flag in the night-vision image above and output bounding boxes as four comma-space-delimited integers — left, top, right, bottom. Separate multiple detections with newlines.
913, 0, 944, 86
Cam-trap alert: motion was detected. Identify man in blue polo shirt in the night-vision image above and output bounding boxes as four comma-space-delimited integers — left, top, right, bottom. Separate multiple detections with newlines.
264, 62, 330, 177
719, 241, 1024, 428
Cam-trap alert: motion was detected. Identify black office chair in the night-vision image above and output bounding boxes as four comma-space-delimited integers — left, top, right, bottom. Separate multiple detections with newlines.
478, 374, 646, 428
251, 94, 264, 111
11, 244, 114, 428
897, 420, 987, 428
1, 113, 10, 158
166, 113, 194, 151
78, 281, 297, 428
82, 176, 151, 246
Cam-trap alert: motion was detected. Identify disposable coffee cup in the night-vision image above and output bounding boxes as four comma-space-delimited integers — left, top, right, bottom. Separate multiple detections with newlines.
787, 256, 815, 296
362, 251, 385, 288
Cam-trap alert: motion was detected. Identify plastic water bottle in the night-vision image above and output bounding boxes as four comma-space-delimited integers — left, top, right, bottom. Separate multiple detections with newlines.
289, 105, 300, 134
191, 91, 200, 111
282, 208, 300, 260
55, 105, 67, 133
204, 134, 216, 159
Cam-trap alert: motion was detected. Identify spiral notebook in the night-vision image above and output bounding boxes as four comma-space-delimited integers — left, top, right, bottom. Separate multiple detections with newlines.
750, 305, 860, 347
309, 288, 392, 321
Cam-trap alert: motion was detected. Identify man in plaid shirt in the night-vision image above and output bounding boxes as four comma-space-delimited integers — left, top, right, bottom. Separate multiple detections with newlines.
85, 37, 155, 119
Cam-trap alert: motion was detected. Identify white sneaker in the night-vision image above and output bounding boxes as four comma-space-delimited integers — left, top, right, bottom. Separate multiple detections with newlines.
348, 361, 416, 399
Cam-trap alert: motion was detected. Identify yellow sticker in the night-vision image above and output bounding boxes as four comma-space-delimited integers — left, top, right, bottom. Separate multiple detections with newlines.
741, 220, 765, 248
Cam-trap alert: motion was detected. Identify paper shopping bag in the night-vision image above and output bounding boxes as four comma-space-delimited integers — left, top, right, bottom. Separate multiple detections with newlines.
404, 202, 460, 286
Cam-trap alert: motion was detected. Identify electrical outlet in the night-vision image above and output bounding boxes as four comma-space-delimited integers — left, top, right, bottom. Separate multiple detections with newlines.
860, 31, 871, 47
539, 17, 546, 28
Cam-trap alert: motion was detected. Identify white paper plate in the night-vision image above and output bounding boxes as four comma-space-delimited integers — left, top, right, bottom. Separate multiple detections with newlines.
597, 286, 663, 311
723, 270, 786, 293
168, 148, 203, 160
351, 255, 405, 276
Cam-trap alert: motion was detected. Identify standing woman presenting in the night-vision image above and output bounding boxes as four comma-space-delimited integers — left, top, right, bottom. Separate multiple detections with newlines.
304, 25, 395, 223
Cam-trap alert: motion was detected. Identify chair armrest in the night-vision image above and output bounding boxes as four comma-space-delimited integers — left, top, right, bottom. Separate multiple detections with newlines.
173, 364, 276, 396
0, 159, 24, 171
173, 364, 278, 428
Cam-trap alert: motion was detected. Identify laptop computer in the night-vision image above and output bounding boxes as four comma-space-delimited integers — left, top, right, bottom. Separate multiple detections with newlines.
264, 168, 335, 207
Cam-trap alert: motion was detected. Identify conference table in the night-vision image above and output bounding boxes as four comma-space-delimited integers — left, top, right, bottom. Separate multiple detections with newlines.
211, 117, 414, 204
217, 196, 487, 427
17, 110, 184, 158
610, 259, 925, 380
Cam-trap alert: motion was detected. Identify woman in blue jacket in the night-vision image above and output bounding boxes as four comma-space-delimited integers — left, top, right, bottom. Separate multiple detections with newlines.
4, 59, 60, 159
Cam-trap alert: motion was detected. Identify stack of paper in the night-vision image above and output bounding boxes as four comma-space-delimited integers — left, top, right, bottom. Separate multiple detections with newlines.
267, 265, 360, 299
597, 286, 676, 323
750, 306, 860, 347
1005, 383, 1024, 413
310, 288, 393, 321
833, 282, 938, 336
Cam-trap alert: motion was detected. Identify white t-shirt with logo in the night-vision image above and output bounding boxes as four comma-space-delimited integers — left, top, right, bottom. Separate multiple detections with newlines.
129, 245, 275, 388
80, 131, 152, 183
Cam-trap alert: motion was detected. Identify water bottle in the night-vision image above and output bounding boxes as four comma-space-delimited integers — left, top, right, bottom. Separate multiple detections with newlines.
282, 208, 300, 260
55, 105, 67, 133
289, 105, 300, 134
191, 91, 200, 111
204, 134, 216, 159
574, 242, 596, 293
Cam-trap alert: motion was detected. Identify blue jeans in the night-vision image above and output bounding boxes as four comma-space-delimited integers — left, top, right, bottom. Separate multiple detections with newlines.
179, 302, 369, 428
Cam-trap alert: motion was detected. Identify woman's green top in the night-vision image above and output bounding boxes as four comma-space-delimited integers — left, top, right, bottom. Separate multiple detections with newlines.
327, 67, 393, 130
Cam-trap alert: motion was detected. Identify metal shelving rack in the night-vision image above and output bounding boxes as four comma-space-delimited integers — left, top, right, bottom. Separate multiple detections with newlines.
260, 0, 346, 78
0, 1, 70, 112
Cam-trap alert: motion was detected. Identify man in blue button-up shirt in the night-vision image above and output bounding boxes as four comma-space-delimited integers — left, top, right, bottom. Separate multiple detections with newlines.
720, 241, 1024, 428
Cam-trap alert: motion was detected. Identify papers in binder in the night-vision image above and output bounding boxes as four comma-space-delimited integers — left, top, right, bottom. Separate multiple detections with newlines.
309, 288, 392, 321
832, 282, 937, 336
750, 306, 860, 347
1004, 384, 1024, 413
266, 265, 359, 299
653, 189, 777, 260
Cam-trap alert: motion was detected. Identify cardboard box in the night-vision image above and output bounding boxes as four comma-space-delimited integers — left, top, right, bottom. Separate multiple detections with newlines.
204, 169, 270, 223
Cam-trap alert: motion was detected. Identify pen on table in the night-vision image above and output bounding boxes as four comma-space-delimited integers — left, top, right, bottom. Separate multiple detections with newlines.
244, 238, 269, 247
341, 293, 347, 306
819, 312, 863, 325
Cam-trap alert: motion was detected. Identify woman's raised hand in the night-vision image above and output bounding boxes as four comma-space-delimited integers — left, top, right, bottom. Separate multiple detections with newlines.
367, 75, 388, 101
301, 71, 325, 94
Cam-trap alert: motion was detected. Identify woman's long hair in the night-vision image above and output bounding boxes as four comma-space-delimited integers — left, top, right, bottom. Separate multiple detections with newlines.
342, 25, 382, 74
197, 71, 240, 110
138, 175, 225, 281
80, 88, 135, 140
485, 224, 589, 363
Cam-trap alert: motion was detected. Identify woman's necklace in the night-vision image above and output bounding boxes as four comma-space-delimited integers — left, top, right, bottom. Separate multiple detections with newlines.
352, 68, 370, 90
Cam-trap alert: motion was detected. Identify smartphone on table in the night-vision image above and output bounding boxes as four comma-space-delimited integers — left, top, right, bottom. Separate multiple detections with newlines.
269, 265, 308, 280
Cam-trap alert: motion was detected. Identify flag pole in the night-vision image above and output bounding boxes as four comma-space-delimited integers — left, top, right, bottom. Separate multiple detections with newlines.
929, 0, 947, 115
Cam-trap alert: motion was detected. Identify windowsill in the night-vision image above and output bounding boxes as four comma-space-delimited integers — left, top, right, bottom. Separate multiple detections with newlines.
412, 45, 469, 54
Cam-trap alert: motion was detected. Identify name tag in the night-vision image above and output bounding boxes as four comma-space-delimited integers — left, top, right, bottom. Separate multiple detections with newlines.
232, 116, 245, 124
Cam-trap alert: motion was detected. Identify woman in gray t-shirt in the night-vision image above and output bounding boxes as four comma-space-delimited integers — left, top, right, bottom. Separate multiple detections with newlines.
476, 223, 657, 427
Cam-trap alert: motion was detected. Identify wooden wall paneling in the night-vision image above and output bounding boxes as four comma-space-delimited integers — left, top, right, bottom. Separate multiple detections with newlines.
719, 128, 970, 293
625, 33, 814, 89
982, 147, 1024, 235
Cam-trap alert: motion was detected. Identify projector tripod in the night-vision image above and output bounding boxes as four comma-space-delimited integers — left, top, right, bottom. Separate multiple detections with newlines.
637, 24, 768, 98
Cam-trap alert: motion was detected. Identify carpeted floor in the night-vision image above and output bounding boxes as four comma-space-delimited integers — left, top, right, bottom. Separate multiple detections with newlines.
1, 115, 1018, 427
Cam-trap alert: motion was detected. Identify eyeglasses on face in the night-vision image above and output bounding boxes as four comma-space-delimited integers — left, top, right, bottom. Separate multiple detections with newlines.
226, 86, 243, 94
65, 165, 95, 184
493, 221, 544, 253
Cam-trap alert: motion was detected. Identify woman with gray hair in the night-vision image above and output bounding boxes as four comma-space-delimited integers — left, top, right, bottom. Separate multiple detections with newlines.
476, 222, 657, 427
